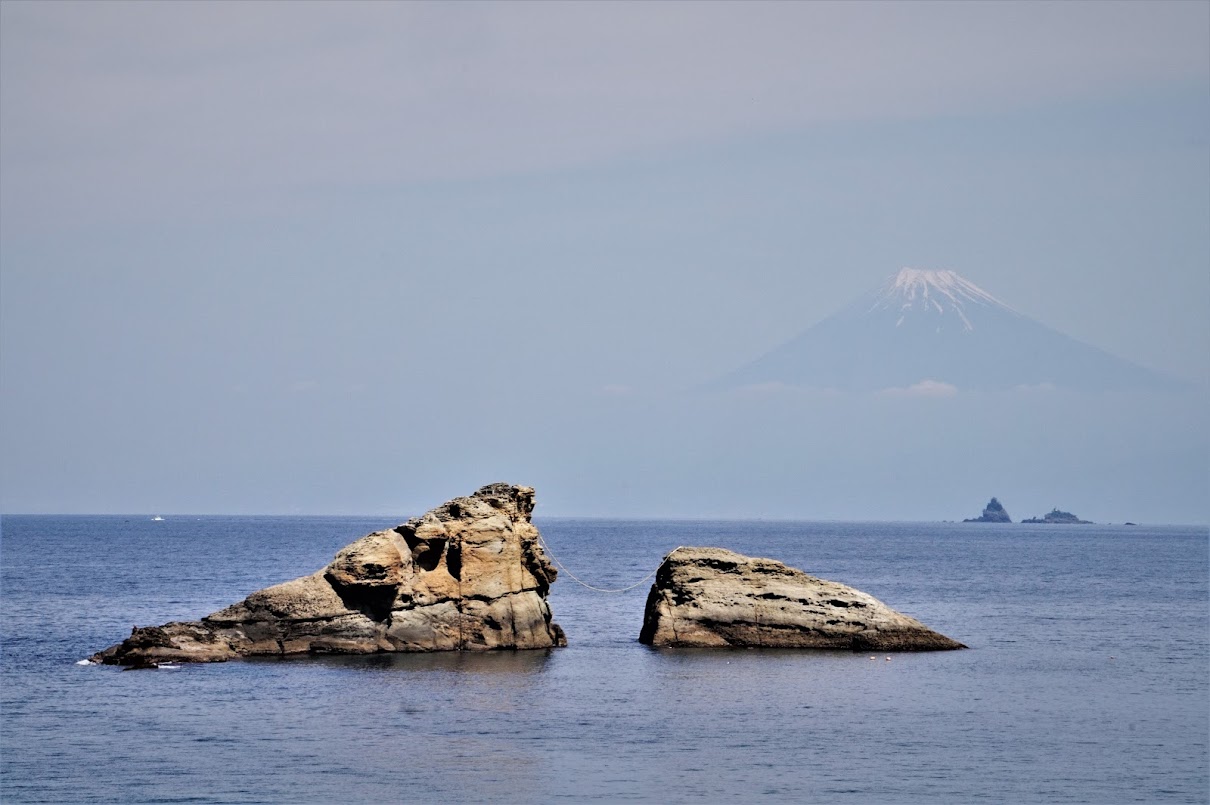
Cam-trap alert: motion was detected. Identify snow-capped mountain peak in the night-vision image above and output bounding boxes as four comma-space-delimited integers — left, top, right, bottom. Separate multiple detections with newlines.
869, 268, 1015, 331
710, 266, 1184, 392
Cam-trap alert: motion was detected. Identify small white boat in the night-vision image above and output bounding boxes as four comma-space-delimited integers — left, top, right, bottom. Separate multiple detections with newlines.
151, 516, 165, 522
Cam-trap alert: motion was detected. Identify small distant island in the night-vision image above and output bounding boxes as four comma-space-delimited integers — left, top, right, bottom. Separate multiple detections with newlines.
1022, 508, 1093, 525
964, 497, 1011, 523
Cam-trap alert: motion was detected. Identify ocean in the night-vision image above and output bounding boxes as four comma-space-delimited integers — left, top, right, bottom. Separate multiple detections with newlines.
1, 516, 1206, 803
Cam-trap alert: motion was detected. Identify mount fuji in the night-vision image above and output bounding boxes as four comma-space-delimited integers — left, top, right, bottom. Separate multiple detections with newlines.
715, 268, 1185, 393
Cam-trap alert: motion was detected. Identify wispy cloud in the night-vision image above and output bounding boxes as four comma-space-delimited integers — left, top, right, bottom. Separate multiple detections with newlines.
878, 380, 959, 399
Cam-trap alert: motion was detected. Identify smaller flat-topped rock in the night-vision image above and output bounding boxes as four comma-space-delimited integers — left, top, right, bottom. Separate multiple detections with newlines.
1022, 509, 1092, 524
639, 547, 965, 651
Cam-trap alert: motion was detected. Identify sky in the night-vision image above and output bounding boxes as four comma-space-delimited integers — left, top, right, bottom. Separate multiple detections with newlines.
2, 1, 1207, 522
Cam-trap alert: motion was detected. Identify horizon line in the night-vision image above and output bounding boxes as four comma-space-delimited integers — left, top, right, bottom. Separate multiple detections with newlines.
2, 512, 1205, 527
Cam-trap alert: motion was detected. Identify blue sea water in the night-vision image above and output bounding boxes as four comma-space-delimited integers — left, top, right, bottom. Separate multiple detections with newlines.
1, 516, 1207, 803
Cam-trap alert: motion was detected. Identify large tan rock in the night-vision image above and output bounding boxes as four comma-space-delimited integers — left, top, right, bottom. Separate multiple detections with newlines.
92, 484, 566, 666
638, 547, 965, 651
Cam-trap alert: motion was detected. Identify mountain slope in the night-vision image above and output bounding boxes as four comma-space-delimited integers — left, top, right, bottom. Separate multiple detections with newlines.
715, 268, 1185, 392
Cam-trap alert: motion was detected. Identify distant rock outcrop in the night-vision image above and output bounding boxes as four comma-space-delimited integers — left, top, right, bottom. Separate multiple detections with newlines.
638, 547, 965, 651
91, 484, 566, 666
1022, 508, 1093, 524
964, 497, 1012, 523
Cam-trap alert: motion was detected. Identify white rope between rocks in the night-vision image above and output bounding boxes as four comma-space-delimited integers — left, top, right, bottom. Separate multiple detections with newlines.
538, 535, 681, 594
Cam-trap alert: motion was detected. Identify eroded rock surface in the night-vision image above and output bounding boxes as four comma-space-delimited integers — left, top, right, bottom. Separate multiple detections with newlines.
638, 547, 965, 651
92, 484, 566, 666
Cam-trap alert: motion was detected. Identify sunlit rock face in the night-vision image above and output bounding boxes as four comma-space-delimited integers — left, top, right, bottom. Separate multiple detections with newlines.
92, 484, 566, 666
639, 547, 965, 651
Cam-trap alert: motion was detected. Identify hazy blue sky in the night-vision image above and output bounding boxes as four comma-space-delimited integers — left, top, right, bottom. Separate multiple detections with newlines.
2, 1, 1207, 521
